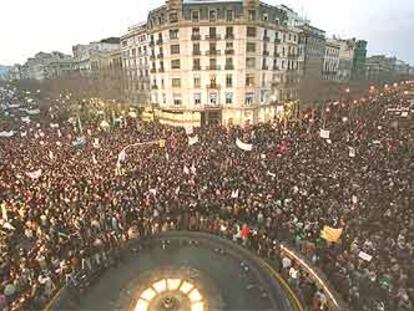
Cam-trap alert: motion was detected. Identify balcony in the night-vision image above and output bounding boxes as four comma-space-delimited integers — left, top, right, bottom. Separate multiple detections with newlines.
206, 65, 221, 70
159, 67, 165, 73
263, 50, 270, 56
225, 64, 234, 70
150, 55, 156, 61
150, 68, 156, 73
207, 84, 220, 89
225, 33, 234, 40
157, 53, 164, 59
206, 50, 221, 56
193, 50, 202, 56
151, 85, 158, 90
274, 52, 281, 57
262, 65, 269, 70
225, 49, 235, 55
274, 38, 281, 44
156, 39, 163, 45
149, 41, 155, 47
288, 53, 297, 58
191, 34, 202, 41
205, 35, 221, 41
273, 66, 280, 71
263, 36, 270, 42
192, 66, 202, 71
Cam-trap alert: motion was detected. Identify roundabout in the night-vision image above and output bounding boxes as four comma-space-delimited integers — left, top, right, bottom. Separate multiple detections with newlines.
50, 232, 302, 311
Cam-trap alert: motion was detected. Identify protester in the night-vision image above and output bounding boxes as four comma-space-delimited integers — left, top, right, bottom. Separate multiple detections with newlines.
0, 81, 413, 311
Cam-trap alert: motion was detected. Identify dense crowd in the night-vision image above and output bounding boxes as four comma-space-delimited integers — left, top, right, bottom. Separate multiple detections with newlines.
0, 82, 413, 311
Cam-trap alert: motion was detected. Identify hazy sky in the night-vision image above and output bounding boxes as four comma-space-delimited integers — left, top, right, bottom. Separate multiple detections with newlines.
0, 0, 413, 65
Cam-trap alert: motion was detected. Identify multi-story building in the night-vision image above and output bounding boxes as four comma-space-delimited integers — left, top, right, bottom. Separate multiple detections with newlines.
352, 40, 367, 80
120, 23, 150, 106
71, 37, 120, 76
298, 24, 326, 80
322, 38, 340, 81
20, 51, 72, 80
145, 0, 300, 127
365, 55, 396, 81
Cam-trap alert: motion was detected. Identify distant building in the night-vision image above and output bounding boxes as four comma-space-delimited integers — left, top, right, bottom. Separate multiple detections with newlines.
365, 55, 396, 81
20, 51, 72, 80
352, 40, 367, 80
298, 24, 326, 80
6, 65, 21, 80
120, 23, 151, 106
322, 38, 340, 81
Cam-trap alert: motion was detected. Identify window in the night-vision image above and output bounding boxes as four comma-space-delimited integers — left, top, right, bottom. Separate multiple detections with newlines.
171, 44, 180, 54
246, 75, 255, 87
173, 94, 182, 105
171, 59, 180, 69
172, 78, 181, 88
194, 76, 201, 88
193, 43, 200, 54
226, 10, 233, 22
226, 74, 232, 87
192, 10, 199, 21
209, 27, 217, 38
246, 57, 256, 69
161, 78, 165, 88
162, 93, 166, 104
263, 14, 268, 21
209, 9, 217, 21
289, 34, 292, 41
122, 40, 127, 47
225, 58, 233, 69
248, 10, 256, 21
209, 58, 217, 69
293, 35, 297, 42
131, 48, 136, 56
209, 42, 217, 52
209, 92, 218, 105
226, 27, 234, 39
194, 93, 201, 105
169, 12, 178, 23
226, 41, 233, 49
247, 27, 256, 37
193, 58, 201, 70
169, 29, 179, 40
245, 93, 254, 105
247, 42, 256, 53
225, 93, 233, 104
261, 90, 266, 102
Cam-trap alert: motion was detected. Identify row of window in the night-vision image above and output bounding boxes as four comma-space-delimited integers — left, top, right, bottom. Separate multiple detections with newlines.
149, 27, 296, 42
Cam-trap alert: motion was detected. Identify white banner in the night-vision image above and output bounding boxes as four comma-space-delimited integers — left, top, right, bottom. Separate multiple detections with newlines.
25, 108, 40, 115
0, 131, 15, 138
358, 251, 372, 262
349, 147, 356, 158
188, 135, 199, 146
320, 129, 330, 139
26, 169, 42, 180
236, 138, 253, 151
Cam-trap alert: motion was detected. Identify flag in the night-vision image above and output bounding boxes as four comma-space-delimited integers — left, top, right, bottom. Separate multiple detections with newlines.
50, 123, 59, 128
349, 147, 356, 158
236, 138, 253, 151
92, 154, 98, 165
1, 203, 8, 220
231, 189, 239, 198
26, 169, 42, 180
183, 165, 190, 175
49, 151, 54, 160
320, 226, 343, 242
320, 129, 330, 139
93, 138, 100, 148
159, 139, 166, 148
188, 135, 199, 146
166, 152, 169, 161
57, 129, 62, 138
118, 150, 127, 163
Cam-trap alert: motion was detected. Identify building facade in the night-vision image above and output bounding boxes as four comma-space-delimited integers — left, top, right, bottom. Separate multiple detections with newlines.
352, 40, 367, 80
120, 23, 151, 106
20, 51, 72, 80
298, 24, 326, 80
322, 38, 340, 81
143, 0, 300, 127
365, 55, 396, 81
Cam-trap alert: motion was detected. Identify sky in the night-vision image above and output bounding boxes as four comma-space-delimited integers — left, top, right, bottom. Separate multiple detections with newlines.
0, 0, 413, 66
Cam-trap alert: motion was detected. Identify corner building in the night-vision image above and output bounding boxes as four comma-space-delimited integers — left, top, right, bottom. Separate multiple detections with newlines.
147, 0, 300, 126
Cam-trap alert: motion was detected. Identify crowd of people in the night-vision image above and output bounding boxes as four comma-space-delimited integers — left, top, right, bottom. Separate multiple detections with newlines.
0, 81, 413, 311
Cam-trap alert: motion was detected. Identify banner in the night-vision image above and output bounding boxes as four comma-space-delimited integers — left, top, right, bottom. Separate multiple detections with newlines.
188, 135, 199, 146
320, 226, 343, 242
185, 126, 194, 135
25, 108, 40, 115
349, 147, 356, 158
50, 123, 59, 128
0, 131, 15, 138
320, 129, 330, 139
118, 150, 127, 163
26, 169, 42, 180
236, 138, 253, 151
183, 165, 190, 175
358, 251, 372, 262
231, 189, 239, 198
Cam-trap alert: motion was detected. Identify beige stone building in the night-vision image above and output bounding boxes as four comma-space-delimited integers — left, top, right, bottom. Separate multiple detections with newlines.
322, 38, 340, 81
121, 23, 151, 106
141, 0, 300, 127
